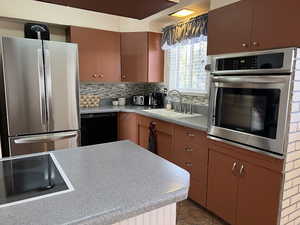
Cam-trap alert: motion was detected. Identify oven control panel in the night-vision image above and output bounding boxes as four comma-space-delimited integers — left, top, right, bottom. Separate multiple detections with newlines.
216, 53, 284, 71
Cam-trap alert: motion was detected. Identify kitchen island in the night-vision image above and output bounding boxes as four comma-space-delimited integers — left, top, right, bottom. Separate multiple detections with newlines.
0, 141, 190, 225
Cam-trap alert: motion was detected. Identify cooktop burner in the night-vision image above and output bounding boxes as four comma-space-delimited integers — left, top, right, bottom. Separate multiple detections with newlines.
0, 153, 70, 206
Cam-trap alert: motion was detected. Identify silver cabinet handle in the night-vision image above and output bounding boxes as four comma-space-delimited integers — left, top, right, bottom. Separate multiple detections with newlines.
242, 43, 248, 47
14, 132, 77, 144
122, 75, 126, 79
185, 162, 192, 167
187, 132, 195, 137
240, 164, 245, 175
232, 162, 237, 172
252, 41, 259, 46
184, 147, 193, 152
92, 74, 98, 78
99, 74, 104, 78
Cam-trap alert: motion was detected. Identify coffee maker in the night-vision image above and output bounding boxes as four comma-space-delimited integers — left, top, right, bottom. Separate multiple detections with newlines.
149, 91, 165, 108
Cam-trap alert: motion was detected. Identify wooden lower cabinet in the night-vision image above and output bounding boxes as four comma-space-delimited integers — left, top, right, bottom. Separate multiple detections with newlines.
118, 112, 138, 144
207, 151, 239, 224
173, 125, 208, 206
189, 179, 207, 207
118, 112, 283, 225
137, 115, 173, 161
137, 122, 149, 149
236, 161, 282, 225
207, 139, 283, 225
120, 113, 209, 207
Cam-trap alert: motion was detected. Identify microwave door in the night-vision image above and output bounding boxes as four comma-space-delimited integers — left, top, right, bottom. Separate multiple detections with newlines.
0, 37, 47, 136
43, 41, 80, 133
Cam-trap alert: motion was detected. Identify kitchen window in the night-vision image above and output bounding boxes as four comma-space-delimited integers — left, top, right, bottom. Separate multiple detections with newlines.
165, 40, 209, 95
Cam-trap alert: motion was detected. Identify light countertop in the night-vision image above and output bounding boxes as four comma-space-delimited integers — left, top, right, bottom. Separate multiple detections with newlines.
0, 141, 189, 225
80, 106, 208, 132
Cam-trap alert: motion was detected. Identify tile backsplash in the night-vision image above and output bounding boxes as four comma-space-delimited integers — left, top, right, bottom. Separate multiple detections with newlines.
80, 83, 208, 106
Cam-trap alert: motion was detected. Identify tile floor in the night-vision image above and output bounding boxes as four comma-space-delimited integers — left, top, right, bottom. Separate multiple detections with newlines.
177, 200, 228, 225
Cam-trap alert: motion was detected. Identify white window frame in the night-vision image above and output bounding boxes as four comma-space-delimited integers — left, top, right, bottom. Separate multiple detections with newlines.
164, 41, 209, 96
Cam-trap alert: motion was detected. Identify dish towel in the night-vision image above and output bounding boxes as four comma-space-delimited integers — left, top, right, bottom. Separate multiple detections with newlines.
148, 121, 157, 154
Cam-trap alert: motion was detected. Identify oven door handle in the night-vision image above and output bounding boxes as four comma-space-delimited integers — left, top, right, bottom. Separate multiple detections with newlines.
211, 76, 288, 84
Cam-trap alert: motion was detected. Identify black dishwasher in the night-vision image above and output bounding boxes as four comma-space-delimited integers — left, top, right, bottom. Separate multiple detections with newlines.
81, 113, 118, 146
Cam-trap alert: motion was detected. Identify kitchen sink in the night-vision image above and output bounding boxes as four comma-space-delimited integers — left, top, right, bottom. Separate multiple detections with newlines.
143, 108, 202, 119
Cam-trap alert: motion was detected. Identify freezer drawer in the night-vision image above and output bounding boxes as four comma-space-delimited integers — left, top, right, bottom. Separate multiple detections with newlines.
8, 131, 79, 156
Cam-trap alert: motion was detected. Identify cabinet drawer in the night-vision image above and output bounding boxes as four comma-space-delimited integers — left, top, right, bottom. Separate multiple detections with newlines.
174, 157, 205, 182
174, 125, 205, 148
173, 143, 194, 162
189, 179, 207, 207
138, 116, 173, 135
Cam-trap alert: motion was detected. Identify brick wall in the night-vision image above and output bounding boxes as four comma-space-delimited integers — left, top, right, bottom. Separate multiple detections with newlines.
279, 52, 300, 225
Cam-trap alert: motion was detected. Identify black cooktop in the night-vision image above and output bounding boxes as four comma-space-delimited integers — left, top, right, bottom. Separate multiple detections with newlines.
0, 154, 69, 206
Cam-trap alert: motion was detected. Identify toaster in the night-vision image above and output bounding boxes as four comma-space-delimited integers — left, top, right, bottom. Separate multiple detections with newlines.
132, 95, 149, 106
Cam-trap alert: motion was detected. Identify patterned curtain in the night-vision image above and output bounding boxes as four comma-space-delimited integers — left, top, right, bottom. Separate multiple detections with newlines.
161, 14, 208, 50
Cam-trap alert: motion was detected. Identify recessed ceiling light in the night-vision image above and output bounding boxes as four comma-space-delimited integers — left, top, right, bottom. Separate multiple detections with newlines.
169, 9, 195, 18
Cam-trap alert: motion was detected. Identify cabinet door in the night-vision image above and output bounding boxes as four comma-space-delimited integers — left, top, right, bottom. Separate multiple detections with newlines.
148, 32, 164, 82
118, 113, 138, 144
137, 123, 149, 149
156, 129, 173, 161
251, 0, 300, 50
69, 27, 121, 82
69, 27, 101, 82
207, 150, 239, 225
207, 0, 253, 55
121, 32, 148, 82
236, 162, 282, 225
97, 30, 121, 82
137, 116, 173, 161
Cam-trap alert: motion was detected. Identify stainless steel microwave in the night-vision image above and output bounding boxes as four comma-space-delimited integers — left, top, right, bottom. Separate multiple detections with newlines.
208, 48, 296, 156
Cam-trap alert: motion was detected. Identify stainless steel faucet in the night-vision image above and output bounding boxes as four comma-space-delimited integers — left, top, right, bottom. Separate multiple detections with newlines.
167, 89, 182, 113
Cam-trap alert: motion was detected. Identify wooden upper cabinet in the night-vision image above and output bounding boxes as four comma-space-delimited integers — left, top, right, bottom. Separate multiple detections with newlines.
121, 32, 164, 82
68, 26, 121, 82
208, 0, 300, 54
251, 0, 300, 50
207, 0, 253, 55
148, 32, 164, 82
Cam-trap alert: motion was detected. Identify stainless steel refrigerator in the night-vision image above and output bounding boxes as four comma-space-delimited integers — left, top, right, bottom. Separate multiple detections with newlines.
0, 36, 80, 157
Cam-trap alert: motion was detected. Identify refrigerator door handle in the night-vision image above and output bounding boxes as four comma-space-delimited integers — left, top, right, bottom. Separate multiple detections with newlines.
44, 48, 53, 130
37, 48, 47, 127
14, 131, 78, 144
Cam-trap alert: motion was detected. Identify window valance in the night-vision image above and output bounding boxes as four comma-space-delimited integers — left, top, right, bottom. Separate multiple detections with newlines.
161, 14, 208, 50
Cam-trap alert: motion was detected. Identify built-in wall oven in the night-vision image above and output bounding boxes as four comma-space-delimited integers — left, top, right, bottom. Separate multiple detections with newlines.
208, 48, 296, 156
